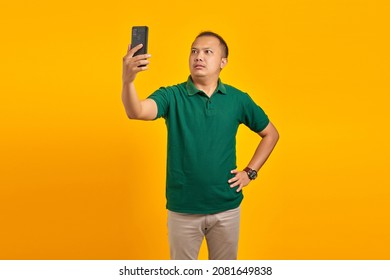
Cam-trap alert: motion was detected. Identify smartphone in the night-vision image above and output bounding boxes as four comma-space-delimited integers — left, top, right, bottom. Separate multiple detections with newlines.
131, 26, 148, 57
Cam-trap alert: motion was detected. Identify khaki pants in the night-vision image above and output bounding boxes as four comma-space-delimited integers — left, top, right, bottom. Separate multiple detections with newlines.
167, 207, 240, 260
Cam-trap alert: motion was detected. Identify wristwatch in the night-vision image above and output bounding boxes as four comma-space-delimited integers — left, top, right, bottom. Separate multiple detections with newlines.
244, 167, 258, 180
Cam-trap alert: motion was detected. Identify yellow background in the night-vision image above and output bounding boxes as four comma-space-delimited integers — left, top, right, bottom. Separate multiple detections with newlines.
1, 0, 389, 259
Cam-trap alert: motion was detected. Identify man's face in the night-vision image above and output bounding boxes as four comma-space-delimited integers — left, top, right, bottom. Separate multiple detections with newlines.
189, 36, 227, 79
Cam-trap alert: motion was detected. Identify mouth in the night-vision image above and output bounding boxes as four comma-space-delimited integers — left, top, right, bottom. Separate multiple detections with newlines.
194, 64, 205, 69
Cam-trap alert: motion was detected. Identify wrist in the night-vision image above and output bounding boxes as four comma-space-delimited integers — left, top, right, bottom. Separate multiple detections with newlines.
122, 80, 134, 87
244, 167, 257, 180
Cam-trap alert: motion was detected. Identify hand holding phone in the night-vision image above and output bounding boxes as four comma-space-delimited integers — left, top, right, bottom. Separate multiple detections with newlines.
122, 26, 150, 84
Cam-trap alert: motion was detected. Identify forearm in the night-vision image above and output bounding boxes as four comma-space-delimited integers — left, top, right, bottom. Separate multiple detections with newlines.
121, 82, 142, 119
122, 44, 154, 120
247, 126, 279, 171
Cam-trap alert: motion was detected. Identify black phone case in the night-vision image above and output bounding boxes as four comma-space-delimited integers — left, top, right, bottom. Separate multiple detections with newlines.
131, 26, 148, 56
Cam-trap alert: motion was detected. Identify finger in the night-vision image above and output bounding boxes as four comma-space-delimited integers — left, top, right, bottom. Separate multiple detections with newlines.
136, 58, 151, 66
127, 44, 143, 56
131, 52, 151, 59
231, 169, 238, 174
132, 61, 150, 71
125, 54, 151, 66
138, 65, 149, 71
132, 63, 150, 72
124, 56, 151, 71
124, 44, 136, 58
131, 64, 149, 73
227, 176, 239, 184
230, 180, 241, 188
236, 184, 243, 192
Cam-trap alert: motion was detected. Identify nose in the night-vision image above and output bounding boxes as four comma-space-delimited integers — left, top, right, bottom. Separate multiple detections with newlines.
195, 52, 203, 61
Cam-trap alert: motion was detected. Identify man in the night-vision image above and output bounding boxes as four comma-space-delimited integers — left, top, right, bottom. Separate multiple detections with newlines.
122, 31, 279, 260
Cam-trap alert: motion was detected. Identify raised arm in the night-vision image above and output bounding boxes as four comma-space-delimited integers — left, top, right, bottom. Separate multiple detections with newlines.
122, 44, 157, 120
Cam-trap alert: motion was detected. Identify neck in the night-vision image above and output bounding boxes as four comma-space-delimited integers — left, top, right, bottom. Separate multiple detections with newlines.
191, 76, 219, 97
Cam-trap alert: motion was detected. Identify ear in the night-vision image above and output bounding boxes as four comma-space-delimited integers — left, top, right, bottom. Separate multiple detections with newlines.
220, 58, 228, 69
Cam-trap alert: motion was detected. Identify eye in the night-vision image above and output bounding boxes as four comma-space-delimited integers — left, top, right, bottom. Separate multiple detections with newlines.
191, 49, 198, 54
205, 49, 213, 54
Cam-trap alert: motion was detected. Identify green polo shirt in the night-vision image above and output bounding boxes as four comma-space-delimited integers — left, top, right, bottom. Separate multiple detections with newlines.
148, 77, 269, 214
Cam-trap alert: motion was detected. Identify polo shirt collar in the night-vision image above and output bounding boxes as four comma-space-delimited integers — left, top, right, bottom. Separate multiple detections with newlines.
186, 76, 227, 96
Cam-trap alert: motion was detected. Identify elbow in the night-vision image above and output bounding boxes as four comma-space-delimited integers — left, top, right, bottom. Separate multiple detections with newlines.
259, 122, 280, 145
272, 128, 280, 146
126, 112, 136, 120
262, 125, 280, 147
125, 110, 141, 120
274, 129, 280, 143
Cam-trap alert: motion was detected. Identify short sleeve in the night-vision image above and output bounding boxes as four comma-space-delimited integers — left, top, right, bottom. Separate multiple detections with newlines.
240, 93, 270, 133
147, 87, 171, 119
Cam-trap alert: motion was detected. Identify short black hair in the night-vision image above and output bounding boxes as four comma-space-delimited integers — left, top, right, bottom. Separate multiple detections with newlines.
196, 31, 229, 58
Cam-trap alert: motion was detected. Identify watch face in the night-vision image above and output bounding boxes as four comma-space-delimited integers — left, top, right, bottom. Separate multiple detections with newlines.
247, 169, 257, 180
